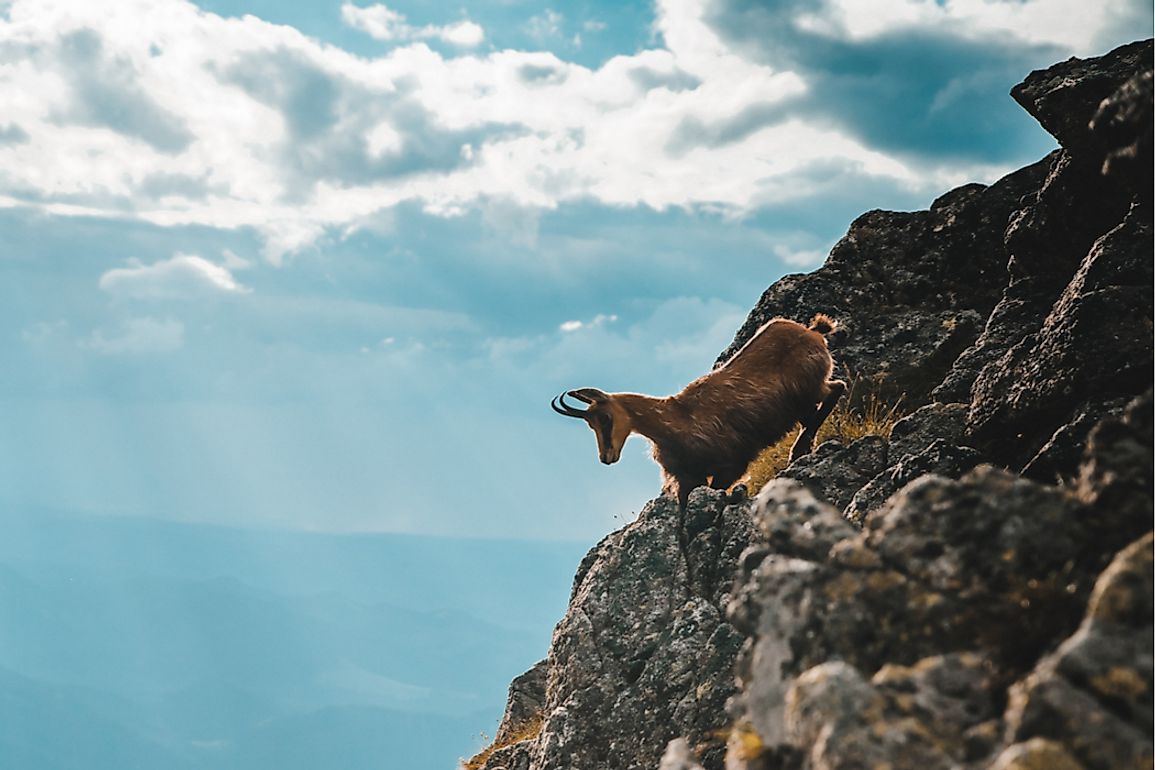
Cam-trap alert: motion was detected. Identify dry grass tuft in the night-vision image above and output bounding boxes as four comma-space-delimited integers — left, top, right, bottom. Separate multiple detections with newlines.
740, 385, 904, 496
461, 714, 545, 770
730, 722, 766, 761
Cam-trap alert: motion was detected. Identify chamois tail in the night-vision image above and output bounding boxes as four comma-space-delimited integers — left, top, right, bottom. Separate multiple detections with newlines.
809, 313, 838, 336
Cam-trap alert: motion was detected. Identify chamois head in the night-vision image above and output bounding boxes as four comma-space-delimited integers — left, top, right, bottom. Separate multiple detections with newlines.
551, 388, 633, 464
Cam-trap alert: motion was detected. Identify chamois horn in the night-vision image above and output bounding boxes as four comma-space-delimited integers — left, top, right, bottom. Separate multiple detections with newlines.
551, 393, 588, 418
568, 388, 610, 404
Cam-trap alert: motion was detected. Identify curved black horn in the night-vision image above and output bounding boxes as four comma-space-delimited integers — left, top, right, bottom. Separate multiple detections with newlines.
551, 393, 588, 418
568, 388, 609, 404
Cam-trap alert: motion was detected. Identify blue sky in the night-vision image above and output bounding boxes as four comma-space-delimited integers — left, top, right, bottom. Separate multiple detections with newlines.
0, 0, 1150, 540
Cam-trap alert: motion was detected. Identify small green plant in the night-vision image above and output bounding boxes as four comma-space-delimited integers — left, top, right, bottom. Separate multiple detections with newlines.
461, 714, 545, 770
740, 383, 904, 495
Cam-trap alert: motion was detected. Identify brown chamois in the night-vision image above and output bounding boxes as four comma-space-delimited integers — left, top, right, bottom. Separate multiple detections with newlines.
551, 314, 846, 509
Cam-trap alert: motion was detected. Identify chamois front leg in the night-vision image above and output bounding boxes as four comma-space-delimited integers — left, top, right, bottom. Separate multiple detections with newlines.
789, 379, 847, 462
673, 475, 706, 511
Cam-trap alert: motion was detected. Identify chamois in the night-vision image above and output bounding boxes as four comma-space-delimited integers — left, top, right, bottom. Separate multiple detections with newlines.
551, 314, 846, 509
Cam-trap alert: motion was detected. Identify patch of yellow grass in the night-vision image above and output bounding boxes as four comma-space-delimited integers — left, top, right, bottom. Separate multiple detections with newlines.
712, 722, 765, 761
461, 714, 545, 770
740, 386, 904, 496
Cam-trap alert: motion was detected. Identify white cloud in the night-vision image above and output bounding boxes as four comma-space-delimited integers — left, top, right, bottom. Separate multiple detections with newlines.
99, 253, 250, 300
559, 313, 618, 333
341, 3, 484, 47
0, 0, 1139, 262
775, 245, 828, 268
800, 0, 1132, 53
525, 9, 564, 42
438, 20, 485, 47
84, 316, 185, 354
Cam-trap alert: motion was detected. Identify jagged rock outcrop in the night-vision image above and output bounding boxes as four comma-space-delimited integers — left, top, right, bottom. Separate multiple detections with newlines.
470, 490, 754, 770
725, 391, 1151, 770
713, 162, 1049, 408
473, 39, 1152, 770
1004, 531, 1153, 770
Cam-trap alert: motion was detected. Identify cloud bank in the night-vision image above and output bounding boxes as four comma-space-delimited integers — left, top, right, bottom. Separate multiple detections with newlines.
0, 0, 1140, 262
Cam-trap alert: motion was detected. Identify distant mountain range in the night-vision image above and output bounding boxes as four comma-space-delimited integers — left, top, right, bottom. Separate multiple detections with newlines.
0, 511, 588, 769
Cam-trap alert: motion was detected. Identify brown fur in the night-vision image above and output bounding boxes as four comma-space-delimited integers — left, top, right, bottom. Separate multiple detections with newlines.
554, 316, 846, 509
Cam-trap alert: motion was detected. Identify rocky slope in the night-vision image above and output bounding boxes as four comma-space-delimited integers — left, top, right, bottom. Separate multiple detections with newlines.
473, 40, 1153, 770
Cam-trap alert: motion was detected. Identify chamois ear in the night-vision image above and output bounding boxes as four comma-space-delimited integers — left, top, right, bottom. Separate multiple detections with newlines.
568, 388, 610, 404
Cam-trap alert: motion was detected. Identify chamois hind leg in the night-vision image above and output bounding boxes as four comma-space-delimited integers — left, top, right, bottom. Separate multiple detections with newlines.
709, 467, 748, 504
789, 379, 847, 462
708, 468, 744, 491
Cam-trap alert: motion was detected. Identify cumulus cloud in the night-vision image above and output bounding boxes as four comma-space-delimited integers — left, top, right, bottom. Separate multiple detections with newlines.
775, 245, 827, 268
0, 0, 1145, 262
84, 317, 185, 354
559, 313, 618, 333
790, 0, 1142, 52
99, 253, 250, 301
341, 3, 484, 47
699, 0, 1149, 163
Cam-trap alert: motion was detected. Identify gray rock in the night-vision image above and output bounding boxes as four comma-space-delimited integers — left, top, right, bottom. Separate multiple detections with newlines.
1076, 389, 1153, 520
1011, 39, 1152, 155
969, 196, 1153, 470
491, 661, 547, 749
778, 435, 889, 511
845, 438, 982, 525
781, 654, 997, 770
987, 739, 1087, 770
1003, 533, 1154, 770
478, 489, 752, 770
938, 39, 1151, 409
963, 43, 1152, 468
658, 739, 706, 770
484, 742, 533, 770
886, 402, 969, 459
1020, 398, 1129, 483
939, 147, 1134, 409
725, 452, 1151, 768
751, 479, 857, 563
715, 161, 1049, 407
1092, 69, 1153, 193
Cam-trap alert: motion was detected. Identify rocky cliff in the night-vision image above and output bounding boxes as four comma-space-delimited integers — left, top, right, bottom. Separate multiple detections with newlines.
472, 40, 1153, 770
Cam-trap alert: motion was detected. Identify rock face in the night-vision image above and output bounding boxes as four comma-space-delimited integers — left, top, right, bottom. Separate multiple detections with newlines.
474, 40, 1153, 770
713, 163, 1048, 408
472, 489, 753, 770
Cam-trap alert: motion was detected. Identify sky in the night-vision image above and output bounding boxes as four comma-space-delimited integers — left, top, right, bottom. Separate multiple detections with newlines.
0, 0, 1150, 541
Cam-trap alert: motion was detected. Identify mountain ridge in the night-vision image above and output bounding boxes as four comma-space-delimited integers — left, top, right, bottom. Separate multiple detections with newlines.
473, 37, 1154, 770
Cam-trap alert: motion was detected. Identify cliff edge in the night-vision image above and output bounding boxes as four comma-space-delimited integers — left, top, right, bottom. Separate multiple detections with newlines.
471, 39, 1153, 770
